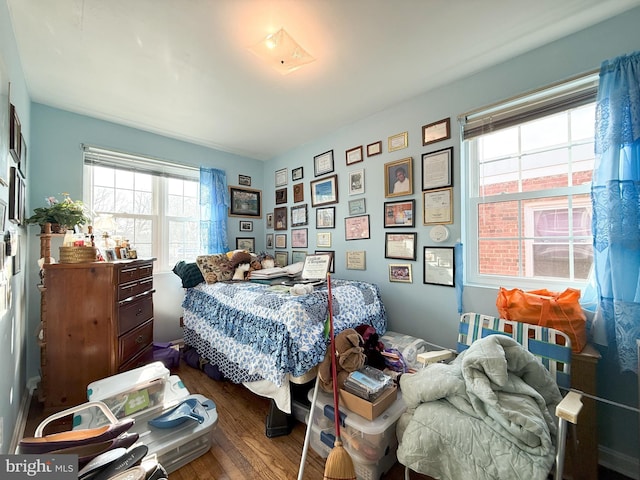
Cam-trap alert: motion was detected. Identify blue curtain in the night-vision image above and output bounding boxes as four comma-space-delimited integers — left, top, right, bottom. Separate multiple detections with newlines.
200, 167, 229, 254
592, 51, 640, 373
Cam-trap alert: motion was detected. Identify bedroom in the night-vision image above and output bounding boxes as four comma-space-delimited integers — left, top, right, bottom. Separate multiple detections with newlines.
0, 1, 639, 478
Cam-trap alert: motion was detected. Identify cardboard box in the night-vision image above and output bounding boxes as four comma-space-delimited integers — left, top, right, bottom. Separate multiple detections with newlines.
339, 384, 397, 420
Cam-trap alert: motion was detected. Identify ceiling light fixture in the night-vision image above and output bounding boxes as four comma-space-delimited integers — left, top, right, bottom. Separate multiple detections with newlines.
249, 28, 315, 75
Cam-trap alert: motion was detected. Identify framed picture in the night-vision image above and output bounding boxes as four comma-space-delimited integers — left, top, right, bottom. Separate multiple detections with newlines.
310, 174, 338, 207
293, 183, 304, 203
239, 220, 253, 232
229, 186, 262, 217
316, 207, 335, 229
8, 167, 24, 225
346, 251, 366, 270
314, 250, 335, 273
348, 169, 365, 196
389, 264, 412, 283
422, 146, 453, 191
274, 206, 287, 230
275, 251, 288, 267
275, 233, 287, 249
384, 232, 417, 260
104, 248, 117, 261
275, 188, 287, 204
292, 228, 308, 248
345, 214, 370, 241
292, 251, 307, 264
367, 141, 382, 157
0, 200, 6, 231
422, 117, 451, 146
266, 233, 274, 249
423, 187, 453, 225
348, 198, 366, 216
314, 150, 334, 177
19, 134, 27, 178
292, 166, 304, 181
236, 237, 255, 252
317, 232, 331, 248
384, 199, 415, 228
9, 104, 21, 163
346, 145, 363, 165
385, 157, 413, 198
275, 168, 288, 187
424, 246, 455, 287
388, 131, 408, 152
266, 212, 274, 229
12, 233, 20, 275
291, 204, 308, 227
238, 174, 251, 186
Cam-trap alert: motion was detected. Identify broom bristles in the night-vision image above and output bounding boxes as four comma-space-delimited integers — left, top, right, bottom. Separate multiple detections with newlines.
323, 441, 356, 480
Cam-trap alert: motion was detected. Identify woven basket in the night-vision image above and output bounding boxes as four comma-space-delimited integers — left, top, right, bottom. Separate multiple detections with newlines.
59, 246, 98, 264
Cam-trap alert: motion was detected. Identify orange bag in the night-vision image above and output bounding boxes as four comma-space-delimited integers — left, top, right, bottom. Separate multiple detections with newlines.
496, 287, 586, 352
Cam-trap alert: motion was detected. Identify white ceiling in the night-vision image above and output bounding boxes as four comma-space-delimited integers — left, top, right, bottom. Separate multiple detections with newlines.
6, 0, 640, 161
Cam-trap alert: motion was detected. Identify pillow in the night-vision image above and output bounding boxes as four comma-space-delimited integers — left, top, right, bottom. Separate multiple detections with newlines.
172, 261, 205, 288
195, 254, 233, 284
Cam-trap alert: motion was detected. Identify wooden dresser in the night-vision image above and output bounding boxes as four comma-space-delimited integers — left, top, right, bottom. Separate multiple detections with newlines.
39, 258, 156, 411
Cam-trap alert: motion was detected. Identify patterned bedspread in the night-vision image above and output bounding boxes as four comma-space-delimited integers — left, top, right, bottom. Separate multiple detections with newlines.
182, 279, 387, 387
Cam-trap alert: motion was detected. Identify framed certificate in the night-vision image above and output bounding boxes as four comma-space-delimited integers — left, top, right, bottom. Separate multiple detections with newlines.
423, 188, 453, 225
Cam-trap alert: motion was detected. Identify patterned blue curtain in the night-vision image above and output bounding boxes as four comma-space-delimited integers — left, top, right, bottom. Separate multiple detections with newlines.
200, 167, 229, 254
592, 51, 640, 373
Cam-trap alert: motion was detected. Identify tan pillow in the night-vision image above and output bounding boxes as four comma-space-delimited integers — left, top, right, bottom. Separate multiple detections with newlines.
196, 254, 233, 284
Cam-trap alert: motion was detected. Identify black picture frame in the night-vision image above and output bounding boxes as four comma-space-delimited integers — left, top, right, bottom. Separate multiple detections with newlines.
229, 186, 262, 217
9, 104, 21, 163
423, 246, 455, 287
314, 150, 334, 177
275, 188, 287, 204
384, 232, 417, 260
8, 167, 24, 225
316, 207, 335, 229
384, 199, 415, 228
291, 204, 308, 227
274, 206, 287, 230
310, 174, 338, 207
236, 237, 255, 252
422, 146, 453, 191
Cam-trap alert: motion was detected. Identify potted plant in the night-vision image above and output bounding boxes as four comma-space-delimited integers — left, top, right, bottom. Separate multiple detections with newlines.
25, 193, 91, 233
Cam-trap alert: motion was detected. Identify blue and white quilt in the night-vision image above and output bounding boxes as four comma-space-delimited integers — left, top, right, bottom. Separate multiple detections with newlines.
182, 279, 387, 387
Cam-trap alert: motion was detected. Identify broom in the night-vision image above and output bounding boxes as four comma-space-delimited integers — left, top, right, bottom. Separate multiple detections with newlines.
323, 273, 356, 480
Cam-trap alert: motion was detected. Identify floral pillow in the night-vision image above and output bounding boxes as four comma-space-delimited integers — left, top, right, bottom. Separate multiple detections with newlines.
196, 254, 234, 284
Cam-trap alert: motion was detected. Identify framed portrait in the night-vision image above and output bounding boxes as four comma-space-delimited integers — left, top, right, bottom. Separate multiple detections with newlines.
314, 250, 335, 273
9, 104, 21, 163
389, 264, 413, 283
367, 141, 382, 157
316, 206, 335, 229
384, 199, 415, 228
275, 188, 287, 204
422, 146, 453, 191
348, 198, 366, 216
317, 231, 331, 248
0, 199, 6, 231
239, 220, 253, 232
236, 237, 255, 252
423, 187, 453, 225
19, 134, 27, 178
385, 157, 413, 198
422, 117, 451, 146
346, 251, 366, 270
275, 168, 288, 187
424, 246, 455, 287
384, 232, 417, 260
292, 251, 307, 264
293, 183, 304, 203
291, 204, 308, 227
345, 214, 370, 241
348, 169, 365, 196
346, 145, 363, 165
292, 228, 308, 248
104, 248, 117, 262
274, 206, 287, 230
266, 212, 274, 229
238, 174, 251, 186
310, 174, 338, 207
266, 233, 274, 249
275, 234, 287, 249
275, 251, 288, 267
314, 150, 334, 177
229, 186, 262, 217
292, 166, 304, 181
388, 131, 408, 152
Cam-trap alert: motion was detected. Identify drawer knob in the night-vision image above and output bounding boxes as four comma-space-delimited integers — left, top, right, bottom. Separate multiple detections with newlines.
135, 335, 144, 344
136, 309, 143, 316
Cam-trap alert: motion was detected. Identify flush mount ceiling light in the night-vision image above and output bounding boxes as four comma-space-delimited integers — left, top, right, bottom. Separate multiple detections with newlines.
249, 28, 315, 75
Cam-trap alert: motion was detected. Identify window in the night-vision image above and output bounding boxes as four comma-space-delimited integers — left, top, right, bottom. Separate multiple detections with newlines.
461, 73, 598, 288
83, 146, 201, 272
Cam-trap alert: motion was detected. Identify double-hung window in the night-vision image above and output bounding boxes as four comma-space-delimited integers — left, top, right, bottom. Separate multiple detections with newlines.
83, 146, 202, 272
460, 73, 599, 289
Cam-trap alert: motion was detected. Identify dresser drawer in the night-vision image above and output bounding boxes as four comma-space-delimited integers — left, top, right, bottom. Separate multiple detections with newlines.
118, 265, 140, 284
118, 294, 153, 335
118, 277, 154, 301
118, 344, 154, 373
118, 319, 153, 366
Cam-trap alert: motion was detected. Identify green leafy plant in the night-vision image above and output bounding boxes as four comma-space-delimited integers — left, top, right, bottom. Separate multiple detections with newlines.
25, 193, 90, 229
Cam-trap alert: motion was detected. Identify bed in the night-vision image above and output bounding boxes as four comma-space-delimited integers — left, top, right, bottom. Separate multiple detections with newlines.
181, 278, 387, 413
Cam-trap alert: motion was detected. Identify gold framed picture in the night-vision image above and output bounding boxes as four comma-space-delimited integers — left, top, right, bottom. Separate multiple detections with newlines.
388, 131, 408, 152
